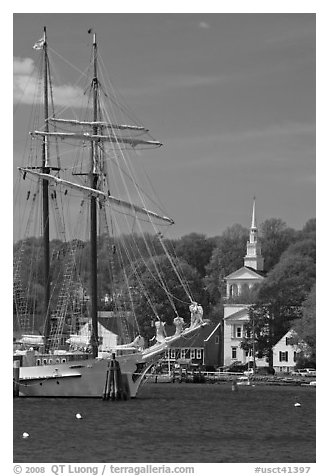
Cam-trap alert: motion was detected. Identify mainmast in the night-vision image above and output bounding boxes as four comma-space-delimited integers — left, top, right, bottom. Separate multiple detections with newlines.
90, 32, 99, 358
41, 26, 51, 352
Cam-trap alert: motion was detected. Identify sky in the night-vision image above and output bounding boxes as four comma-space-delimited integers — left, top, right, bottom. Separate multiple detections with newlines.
12, 12, 315, 240
6, 5, 326, 471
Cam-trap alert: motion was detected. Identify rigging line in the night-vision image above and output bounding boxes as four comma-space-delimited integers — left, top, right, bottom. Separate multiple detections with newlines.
104, 213, 141, 336
96, 104, 183, 303
102, 149, 170, 218
98, 53, 152, 134
48, 45, 91, 81
47, 54, 62, 170
111, 221, 171, 320
159, 234, 194, 302
110, 212, 160, 321
100, 144, 180, 313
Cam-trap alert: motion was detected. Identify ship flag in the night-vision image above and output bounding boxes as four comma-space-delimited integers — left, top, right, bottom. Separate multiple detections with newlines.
33, 37, 45, 50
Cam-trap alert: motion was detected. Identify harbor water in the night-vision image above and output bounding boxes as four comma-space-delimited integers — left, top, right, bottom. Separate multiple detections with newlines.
13, 383, 316, 463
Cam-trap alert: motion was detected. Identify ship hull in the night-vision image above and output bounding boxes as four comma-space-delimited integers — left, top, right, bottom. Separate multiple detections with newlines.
17, 353, 154, 399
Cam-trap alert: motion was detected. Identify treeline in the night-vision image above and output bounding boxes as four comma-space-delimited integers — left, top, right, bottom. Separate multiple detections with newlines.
14, 217, 316, 364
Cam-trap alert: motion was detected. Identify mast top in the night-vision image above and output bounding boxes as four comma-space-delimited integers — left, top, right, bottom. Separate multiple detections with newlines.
88, 28, 96, 46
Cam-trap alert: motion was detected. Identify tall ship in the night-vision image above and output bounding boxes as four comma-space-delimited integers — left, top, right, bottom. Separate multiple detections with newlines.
13, 28, 207, 398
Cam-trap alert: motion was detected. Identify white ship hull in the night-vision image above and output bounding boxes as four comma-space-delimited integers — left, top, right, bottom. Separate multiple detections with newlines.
16, 324, 207, 398
18, 353, 155, 398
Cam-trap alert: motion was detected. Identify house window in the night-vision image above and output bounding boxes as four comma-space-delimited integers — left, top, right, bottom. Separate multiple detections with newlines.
181, 349, 186, 359
43, 359, 47, 365
36, 359, 41, 366
293, 351, 297, 362
61, 358, 66, 364
170, 349, 176, 359
215, 335, 220, 344
279, 351, 288, 362
190, 349, 195, 359
236, 326, 242, 338
196, 349, 202, 359
232, 347, 237, 359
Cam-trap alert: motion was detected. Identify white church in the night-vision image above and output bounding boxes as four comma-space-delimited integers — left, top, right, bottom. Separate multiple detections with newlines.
223, 198, 267, 367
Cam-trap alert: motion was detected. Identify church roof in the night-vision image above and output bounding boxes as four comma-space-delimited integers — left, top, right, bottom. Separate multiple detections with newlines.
225, 266, 265, 281
224, 307, 250, 321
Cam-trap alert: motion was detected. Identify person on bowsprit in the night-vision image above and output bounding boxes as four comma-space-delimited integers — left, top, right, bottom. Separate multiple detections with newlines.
189, 302, 204, 328
173, 316, 185, 335
154, 320, 167, 343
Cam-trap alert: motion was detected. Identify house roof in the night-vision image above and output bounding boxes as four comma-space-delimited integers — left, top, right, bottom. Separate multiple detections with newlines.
163, 322, 221, 348
98, 316, 137, 338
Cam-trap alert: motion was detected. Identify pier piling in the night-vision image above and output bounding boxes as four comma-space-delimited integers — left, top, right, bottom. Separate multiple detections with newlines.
13, 360, 20, 398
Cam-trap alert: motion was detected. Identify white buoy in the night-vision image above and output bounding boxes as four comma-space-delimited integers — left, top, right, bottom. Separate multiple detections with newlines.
22, 432, 29, 438
76, 413, 83, 419
294, 403, 301, 407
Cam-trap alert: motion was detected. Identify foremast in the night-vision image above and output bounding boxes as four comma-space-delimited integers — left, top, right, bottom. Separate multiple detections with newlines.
41, 27, 51, 352
90, 31, 99, 358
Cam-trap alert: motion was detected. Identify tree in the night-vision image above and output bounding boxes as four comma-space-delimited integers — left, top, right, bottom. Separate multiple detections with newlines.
301, 218, 316, 236
258, 237, 316, 309
292, 284, 316, 366
173, 233, 216, 277
204, 224, 249, 310
241, 302, 294, 368
260, 218, 297, 272
125, 254, 205, 340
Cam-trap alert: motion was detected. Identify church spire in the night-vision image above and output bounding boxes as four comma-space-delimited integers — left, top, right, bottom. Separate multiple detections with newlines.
251, 196, 257, 229
244, 197, 264, 271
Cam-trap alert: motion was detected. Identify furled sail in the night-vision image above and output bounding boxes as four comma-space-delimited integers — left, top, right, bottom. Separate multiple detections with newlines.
19, 168, 175, 225
47, 117, 148, 132
30, 131, 162, 148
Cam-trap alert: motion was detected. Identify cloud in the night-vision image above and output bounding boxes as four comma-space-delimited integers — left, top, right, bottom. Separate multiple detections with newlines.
198, 21, 210, 29
13, 56, 85, 108
14, 57, 34, 75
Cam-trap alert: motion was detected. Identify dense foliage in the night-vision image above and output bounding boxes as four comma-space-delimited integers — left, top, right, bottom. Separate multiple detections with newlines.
14, 217, 316, 357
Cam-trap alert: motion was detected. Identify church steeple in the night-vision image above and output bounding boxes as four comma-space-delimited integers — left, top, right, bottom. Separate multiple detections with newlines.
244, 197, 264, 271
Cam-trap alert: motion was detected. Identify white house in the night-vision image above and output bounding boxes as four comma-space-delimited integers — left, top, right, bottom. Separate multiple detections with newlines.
223, 198, 267, 367
68, 311, 138, 352
272, 329, 309, 373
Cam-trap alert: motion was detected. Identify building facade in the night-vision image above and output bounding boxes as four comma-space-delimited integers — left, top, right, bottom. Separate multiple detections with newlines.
163, 322, 222, 370
272, 329, 309, 373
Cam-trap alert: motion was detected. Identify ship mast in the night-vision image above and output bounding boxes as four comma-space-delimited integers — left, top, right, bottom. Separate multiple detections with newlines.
90, 31, 99, 358
42, 26, 51, 352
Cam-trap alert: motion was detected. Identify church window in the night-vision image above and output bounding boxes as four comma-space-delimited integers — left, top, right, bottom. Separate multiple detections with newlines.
236, 326, 242, 338
232, 347, 237, 359
230, 284, 238, 297
190, 349, 196, 359
181, 349, 186, 359
170, 349, 176, 359
196, 349, 202, 359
